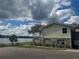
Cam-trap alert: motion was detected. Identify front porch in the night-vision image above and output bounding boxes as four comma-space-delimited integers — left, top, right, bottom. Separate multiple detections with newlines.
34, 38, 71, 48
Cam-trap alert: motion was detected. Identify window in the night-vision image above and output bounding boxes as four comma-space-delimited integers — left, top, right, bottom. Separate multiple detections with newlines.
62, 28, 67, 33
61, 41, 64, 45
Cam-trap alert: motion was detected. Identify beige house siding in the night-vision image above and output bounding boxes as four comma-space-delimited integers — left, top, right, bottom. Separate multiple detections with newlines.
41, 24, 71, 39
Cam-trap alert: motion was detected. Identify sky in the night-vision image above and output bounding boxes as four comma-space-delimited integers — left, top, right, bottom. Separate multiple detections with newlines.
72, 0, 79, 15
0, 0, 78, 36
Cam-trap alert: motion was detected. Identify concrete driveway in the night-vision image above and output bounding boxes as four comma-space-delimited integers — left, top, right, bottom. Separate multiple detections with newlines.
0, 47, 79, 59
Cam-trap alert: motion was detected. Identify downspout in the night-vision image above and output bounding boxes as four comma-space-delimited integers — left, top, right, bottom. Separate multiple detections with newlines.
42, 31, 45, 46
70, 28, 72, 48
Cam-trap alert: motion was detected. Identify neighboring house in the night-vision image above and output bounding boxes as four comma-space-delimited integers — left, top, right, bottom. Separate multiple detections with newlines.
72, 26, 79, 49
39, 23, 72, 48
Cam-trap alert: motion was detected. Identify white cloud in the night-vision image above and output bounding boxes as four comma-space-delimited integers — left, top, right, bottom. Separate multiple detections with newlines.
60, 0, 71, 6
49, 4, 61, 17
65, 16, 79, 24
0, 0, 73, 25
42, 0, 48, 3
8, 17, 34, 22
56, 9, 74, 20
48, 0, 73, 23
41, 21, 48, 25
0, 25, 8, 30
54, 0, 71, 6
0, 23, 33, 36
0, 0, 75, 35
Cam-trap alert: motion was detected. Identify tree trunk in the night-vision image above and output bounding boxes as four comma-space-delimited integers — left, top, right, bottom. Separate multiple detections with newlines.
42, 33, 45, 46
32, 33, 36, 46
33, 38, 36, 45
12, 42, 14, 46
43, 39, 45, 46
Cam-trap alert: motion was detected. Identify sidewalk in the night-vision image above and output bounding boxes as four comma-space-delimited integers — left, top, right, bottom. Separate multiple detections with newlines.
64, 49, 79, 52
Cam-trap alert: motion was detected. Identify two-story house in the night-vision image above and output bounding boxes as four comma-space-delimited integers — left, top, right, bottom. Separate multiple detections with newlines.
39, 23, 72, 48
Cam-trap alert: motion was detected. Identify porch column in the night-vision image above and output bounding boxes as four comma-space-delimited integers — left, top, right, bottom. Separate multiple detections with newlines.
70, 38, 72, 48
64, 39, 67, 48
42, 32, 45, 46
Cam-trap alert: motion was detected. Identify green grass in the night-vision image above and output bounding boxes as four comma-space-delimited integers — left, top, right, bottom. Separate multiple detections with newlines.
0, 42, 67, 50
19, 45, 67, 50
0, 44, 12, 47
18, 43, 67, 50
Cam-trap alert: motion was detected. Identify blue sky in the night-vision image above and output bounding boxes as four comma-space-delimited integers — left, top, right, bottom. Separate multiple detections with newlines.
72, 0, 79, 15
1, 19, 41, 26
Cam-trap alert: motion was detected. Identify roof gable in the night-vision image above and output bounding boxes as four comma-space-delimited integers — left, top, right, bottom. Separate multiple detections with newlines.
40, 23, 71, 30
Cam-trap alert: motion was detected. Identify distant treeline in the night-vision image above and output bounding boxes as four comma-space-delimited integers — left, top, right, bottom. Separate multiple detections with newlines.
0, 35, 33, 38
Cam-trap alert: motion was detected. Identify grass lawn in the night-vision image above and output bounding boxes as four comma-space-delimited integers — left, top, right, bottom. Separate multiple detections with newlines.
0, 42, 68, 50
18, 43, 67, 50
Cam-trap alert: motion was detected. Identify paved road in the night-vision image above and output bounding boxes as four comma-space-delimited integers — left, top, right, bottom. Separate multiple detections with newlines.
0, 47, 79, 59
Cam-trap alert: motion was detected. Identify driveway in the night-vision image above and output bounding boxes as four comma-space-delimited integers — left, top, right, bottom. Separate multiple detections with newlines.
0, 47, 79, 59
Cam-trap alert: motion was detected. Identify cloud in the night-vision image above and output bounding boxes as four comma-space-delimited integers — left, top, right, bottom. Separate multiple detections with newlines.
0, 0, 31, 19
0, 0, 74, 35
56, 9, 74, 21
65, 16, 79, 24
48, 0, 74, 22
0, 23, 33, 36
0, 0, 73, 21
60, 0, 71, 6
10, 17, 34, 22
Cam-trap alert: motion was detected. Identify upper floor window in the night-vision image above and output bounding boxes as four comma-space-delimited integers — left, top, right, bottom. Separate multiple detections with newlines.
62, 28, 67, 33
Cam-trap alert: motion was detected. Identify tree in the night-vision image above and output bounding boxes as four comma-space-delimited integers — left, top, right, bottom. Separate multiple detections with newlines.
28, 25, 42, 45
9, 34, 18, 46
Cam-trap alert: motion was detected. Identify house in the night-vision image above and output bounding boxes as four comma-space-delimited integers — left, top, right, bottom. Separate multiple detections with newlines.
71, 26, 79, 49
39, 23, 72, 48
